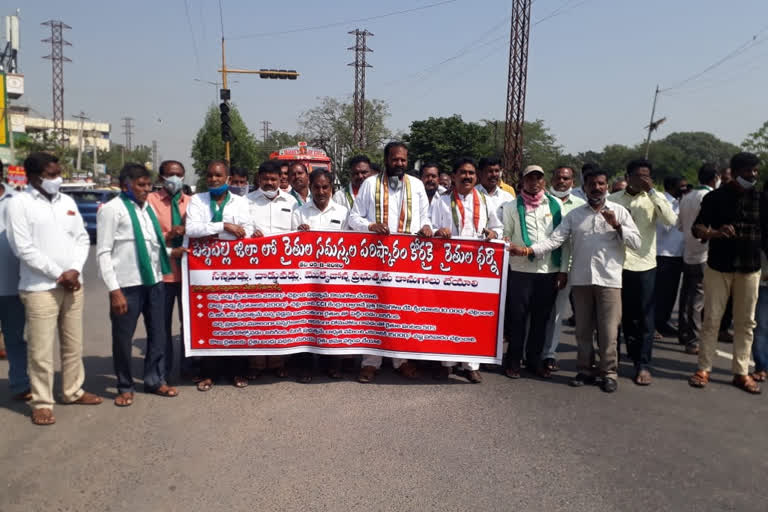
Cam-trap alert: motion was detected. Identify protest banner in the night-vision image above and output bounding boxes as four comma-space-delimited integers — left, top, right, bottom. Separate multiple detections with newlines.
182, 231, 508, 364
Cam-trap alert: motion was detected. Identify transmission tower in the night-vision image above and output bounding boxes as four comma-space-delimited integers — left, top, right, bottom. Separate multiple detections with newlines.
502, 0, 532, 183
122, 117, 134, 151
347, 29, 373, 150
261, 120, 271, 142
41, 20, 72, 145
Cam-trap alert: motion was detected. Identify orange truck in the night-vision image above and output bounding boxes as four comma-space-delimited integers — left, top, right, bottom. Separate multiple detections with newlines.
269, 141, 332, 173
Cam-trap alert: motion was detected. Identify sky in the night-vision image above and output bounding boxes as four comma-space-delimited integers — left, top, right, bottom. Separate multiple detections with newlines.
9, 0, 768, 173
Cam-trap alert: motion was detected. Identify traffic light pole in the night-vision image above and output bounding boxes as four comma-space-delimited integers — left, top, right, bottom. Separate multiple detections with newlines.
218, 37, 299, 163
221, 36, 230, 163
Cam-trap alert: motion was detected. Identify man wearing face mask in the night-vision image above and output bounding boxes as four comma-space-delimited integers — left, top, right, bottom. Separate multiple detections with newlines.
609, 159, 676, 386
147, 160, 194, 381
6, 152, 102, 426
349, 141, 433, 383
229, 167, 250, 197
187, 160, 253, 392
333, 155, 372, 210
98, 163, 183, 406
246, 160, 299, 378
689, 152, 764, 394
676, 164, 720, 355
541, 165, 585, 372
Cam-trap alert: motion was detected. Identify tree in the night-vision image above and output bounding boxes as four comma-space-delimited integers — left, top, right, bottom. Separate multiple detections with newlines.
191, 104, 260, 189
100, 144, 152, 177
254, 130, 301, 164
299, 96, 391, 178
743, 121, 768, 165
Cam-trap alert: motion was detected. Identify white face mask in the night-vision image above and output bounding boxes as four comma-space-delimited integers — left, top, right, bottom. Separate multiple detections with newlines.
163, 175, 184, 195
736, 176, 756, 189
714, 178, 722, 189
261, 188, 278, 199
549, 186, 571, 199
41, 176, 63, 195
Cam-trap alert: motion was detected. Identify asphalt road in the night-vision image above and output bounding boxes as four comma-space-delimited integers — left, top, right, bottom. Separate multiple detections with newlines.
1, 247, 767, 512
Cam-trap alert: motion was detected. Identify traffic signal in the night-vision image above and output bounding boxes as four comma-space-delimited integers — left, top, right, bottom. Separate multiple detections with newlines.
220, 102, 232, 142
258, 69, 298, 80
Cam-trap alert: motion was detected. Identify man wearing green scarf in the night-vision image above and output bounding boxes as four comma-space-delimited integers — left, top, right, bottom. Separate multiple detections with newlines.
147, 160, 194, 382
97, 163, 183, 407
500, 165, 568, 380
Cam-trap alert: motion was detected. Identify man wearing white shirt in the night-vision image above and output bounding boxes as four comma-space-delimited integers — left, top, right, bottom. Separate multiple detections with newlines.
0, 164, 30, 401
542, 165, 586, 371
333, 155, 372, 210
432, 157, 501, 383
289, 161, 312, 206
476, 156, 515, 220
420, 162, 442, 223
349, 141, 433, 383
676, 164, 720, 354
654, 176, 687, 339
98, 163, 183, 406
187, 161, 253, 392
293, 169, 350, 382
509, 168, 641, 393
246, 160, 298, 378
500, 165, 568, 380
6, 152, 102, 426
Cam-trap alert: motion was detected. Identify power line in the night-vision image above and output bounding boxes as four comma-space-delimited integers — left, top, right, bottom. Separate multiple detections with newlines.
660, 25, 768, 93
228, 0, 459, 40
182, 0, 202, 76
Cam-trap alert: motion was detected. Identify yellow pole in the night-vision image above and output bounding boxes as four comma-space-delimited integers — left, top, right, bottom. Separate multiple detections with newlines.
221, 36, 230, 163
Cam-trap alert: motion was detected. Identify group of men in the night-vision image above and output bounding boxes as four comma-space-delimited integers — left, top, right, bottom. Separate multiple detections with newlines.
0, 144, 765, 426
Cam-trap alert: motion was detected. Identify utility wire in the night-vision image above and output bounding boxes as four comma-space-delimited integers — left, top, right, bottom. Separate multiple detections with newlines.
660, 26, 768, 93
182, 0, 203, 76
228, 0, 459, 40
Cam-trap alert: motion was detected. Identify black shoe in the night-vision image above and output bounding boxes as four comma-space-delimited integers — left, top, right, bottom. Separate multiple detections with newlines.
601, 378, 618, 393
569, 373, 596, 387
658, 323, 678, 337
562, 316, 576, 327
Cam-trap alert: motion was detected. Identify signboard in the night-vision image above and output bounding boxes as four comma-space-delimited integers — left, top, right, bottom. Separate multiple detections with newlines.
7, 165, 26, 186
183, 232, 508, 363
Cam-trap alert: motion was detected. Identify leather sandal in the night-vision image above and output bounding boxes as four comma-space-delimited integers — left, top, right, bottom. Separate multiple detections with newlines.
152, 384, 179, 397
751, 370, 767, 382
396, 361, 420, 379
688, 370, 709, 388
71, 391, 103, 405
31, 408, 56, 426
114, 392, 134, 407
358, 365, 377, 383
733, 375, 761, 394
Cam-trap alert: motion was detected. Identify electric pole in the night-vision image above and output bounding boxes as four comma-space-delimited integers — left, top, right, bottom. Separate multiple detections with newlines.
261, 120, 271, 143
502, 0, 532, 184
122, 116, 134, 151
644, 85, 663, 159
41, 20, 71, 145
348, 29, 373, 150
73, 111, 88, 172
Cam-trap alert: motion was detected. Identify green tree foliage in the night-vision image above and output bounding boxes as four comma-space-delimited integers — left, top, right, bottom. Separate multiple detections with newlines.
743, 121, 768, 165
99, 144, 152, 177
299, 96, 391, 179
191, 104, 260, 189
404, 116, 563, 175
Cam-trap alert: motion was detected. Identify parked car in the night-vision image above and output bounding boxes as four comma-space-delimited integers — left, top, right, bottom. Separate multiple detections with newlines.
65, 189, 119, 243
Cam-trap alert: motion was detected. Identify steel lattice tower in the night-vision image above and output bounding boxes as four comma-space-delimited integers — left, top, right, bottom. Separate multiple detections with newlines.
348, 29, 373, 150
41, 20, 72, 145
503, 0, 532, 184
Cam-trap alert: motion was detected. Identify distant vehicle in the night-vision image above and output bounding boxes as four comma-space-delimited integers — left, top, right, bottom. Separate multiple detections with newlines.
269, 141, 332, 173
65, 189, 119, 242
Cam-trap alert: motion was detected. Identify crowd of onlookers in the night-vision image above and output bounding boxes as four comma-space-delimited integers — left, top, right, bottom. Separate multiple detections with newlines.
0, 145, 764, 425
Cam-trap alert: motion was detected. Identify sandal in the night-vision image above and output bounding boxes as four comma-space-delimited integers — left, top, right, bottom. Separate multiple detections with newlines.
543, 358, 559, 372
71, 391, 103, 405
114, 392, 135, 407
634, 369, 652, 386
246, 368, 262, 381
733, 375, 762, 394
396, 361, 420, 379
196, 378, 213, 392
327, 368, 343, 379
31, 408, 56, 426
297, 372, 312, 384
688, 370, 709, 388
751, 370, 767, 382
504, 367, 521, 379
233, 376, 248, 388
358, 365, 376, 383
152, 384, 179, 397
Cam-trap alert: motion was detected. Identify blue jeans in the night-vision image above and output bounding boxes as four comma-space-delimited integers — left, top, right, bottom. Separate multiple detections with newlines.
0, 295, 30, 394
110, 284, 167, 393
752, 286, 768, 372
